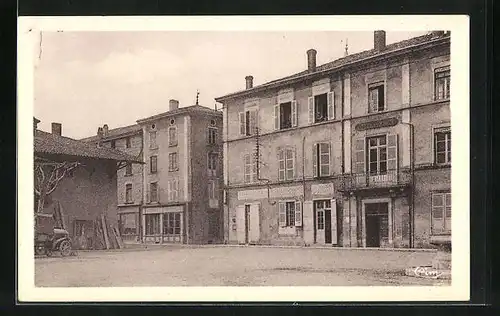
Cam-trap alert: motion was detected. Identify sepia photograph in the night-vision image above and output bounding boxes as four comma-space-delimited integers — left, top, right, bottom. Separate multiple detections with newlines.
17, 16, 470, 302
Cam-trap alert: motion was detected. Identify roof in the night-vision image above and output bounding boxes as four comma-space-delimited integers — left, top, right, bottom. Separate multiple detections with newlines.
80, 123, 142, 143
136, 105, 222, 124
35, 130, 142, 163
215, 32, 450, 102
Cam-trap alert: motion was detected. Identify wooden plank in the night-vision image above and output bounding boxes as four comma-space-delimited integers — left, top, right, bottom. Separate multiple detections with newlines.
101, 214, 110, 249
109, 225, 119, 249
113, 226, 125, 249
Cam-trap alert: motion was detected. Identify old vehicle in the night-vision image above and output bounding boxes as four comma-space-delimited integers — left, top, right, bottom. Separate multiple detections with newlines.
35, 213, 74, 257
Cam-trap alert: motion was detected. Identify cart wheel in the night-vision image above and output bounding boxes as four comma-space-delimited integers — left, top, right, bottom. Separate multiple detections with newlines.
46, 250, 52, 257
35, 246, 46, 256
59, 240, 72, 257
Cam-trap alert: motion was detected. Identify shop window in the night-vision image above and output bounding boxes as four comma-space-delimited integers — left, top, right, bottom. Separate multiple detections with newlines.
163, 212, 181, 235
145, 213, 160, 235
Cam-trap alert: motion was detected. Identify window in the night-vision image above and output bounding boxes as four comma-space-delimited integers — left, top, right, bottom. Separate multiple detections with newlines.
208, 180, 218, 200
317, 210, 325, 230
163, 212, 181, 235
167, 178, 179, 201
367, 136, 387, 175
434, 127, 451, 164
110, 140, 116, 149
239, 108, 258, 136
312, 143, 330, 177
208, 127, 217, 144
274, 101, 297, 130
368, 83, 385, 112
145, 213, 160, 235
125, 137, 131, 148
432, 192, 451, 234
119, 213, 138, 236
278, 201, 302, 227
314, 200, 331, 230
125, 183, 133, 203
278, 147, 295, 181
149, 182, 158, 202
208, 152, 218, 176
149, 131, 157, 149
308, 92, 334, 124
435, 66, 450, 100
125, 163, 133, 176
150, 155, 157, 173
169, 152, 178, 171
244, 154, 257, 183
169, 126, 178, 146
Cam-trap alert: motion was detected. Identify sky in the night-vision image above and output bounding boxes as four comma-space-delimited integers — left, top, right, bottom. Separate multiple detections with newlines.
33, 31, 427, 139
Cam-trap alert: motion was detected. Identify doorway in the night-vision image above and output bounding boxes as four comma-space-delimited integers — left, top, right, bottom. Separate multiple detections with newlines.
365, 203, 389, 248
314, 200, 332, 244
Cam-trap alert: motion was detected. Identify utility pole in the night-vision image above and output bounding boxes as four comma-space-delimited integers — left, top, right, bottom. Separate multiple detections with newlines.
254, 126, 261, 179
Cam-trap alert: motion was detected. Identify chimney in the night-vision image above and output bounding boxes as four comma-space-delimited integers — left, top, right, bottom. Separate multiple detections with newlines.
306, 49, 317, 72
374, 30, 386, 51
103, 124, 109, 136
51, 122, 62, 136
169, 99, 179, 111
33, 117, 40, 131
97, 127, 103, 147
430, 30, 445, 38
245, 76, 253, 89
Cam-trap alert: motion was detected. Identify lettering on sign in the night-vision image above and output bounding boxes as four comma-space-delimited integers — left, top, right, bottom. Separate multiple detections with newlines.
270, 186, 303, 198
355, 117, 399, 131
238, 189, 267, 201
311, 183, 334, 196
142, 206, 183, 215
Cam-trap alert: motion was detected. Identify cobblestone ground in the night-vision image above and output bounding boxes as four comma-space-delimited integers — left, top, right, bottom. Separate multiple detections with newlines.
35, 245, 450, 287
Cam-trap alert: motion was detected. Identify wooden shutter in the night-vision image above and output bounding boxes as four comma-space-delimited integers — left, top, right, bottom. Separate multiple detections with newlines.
249, 203, 260, 243
274, 104, 280, 130
291, 100, 298, 127
294, 201, 302, 227
331, 199, 337, 244
369, 88, 379, 112
249, 109, 258, 135
320, 143, 331, 176
327, 91, 334, 120
387, 134, 398, 170
278, 202, 286, 227
167, 180, 171, 201
239, 112, 245, 135
236, 205, 246, 244
278, 148, 285, 181
354, 138, 365, 174
312, 143, 318, 177
308, 97, 314, 124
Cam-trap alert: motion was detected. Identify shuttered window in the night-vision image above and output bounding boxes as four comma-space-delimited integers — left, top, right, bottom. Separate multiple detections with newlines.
274, 101, 298, 130
168, 126, 178, 146
167, 178, 179, 201
434, 127, 451, 164
308, 91, 334, 124
432, 192, 452, 234
435, 66, 450, 100
278, 147, 295, 181
244, 154, 257, 183
278, 201, 302, 227
313, 142, 331, 177
239, 109, 259, 136
368, 83, 385, 112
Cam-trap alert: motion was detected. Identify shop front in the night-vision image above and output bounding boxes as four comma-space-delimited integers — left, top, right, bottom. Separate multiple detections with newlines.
142, 205, 184, 244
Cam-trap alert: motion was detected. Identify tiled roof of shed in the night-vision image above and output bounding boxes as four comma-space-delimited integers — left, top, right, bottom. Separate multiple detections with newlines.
35, 129, 142, 163
216, 32, 450, 101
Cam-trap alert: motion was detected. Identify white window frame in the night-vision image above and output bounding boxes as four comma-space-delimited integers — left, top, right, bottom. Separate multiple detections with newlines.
433, 126, 451, 165
168, 178, 179, 201
312, 142, 331, 178
367, 135, 388, 175
434, 66, 450, 101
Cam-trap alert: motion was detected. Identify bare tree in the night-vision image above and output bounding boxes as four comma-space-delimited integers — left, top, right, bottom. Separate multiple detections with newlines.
34, 158, 80, 216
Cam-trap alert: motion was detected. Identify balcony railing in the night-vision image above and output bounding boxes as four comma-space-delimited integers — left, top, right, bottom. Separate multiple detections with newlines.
340, 168, 412, 191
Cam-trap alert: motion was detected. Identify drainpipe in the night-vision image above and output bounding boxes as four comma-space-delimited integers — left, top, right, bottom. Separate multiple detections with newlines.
401, 122, 415, 248
302, 135, 306, 199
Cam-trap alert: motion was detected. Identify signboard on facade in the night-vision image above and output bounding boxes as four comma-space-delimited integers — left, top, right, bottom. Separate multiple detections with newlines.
237, 186, 304, 200
311, 183, 335, 196
355, 117, 399, 131
142, 206, 184, 214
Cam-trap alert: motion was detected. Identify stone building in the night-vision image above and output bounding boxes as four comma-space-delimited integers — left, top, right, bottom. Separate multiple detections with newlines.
82, 101, 224, 245
215, 31, 451, 248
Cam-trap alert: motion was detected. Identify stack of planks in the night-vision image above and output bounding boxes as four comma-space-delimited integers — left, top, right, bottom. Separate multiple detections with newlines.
92, 214, 125, 250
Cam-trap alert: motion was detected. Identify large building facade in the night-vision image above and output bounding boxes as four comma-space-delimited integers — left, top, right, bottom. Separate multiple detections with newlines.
216, 31, 451, 249
82, 101, 224, 244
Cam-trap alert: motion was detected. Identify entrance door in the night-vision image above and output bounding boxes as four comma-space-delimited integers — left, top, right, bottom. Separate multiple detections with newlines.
366, 216, 381, 247
365, 203, 389, 248
324, 209, 332, 244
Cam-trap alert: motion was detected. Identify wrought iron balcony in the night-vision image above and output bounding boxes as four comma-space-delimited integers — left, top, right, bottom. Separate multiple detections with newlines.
340, 168, 412, 192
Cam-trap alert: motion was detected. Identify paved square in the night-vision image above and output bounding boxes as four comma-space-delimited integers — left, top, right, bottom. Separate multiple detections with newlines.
35, 246, 450, 287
